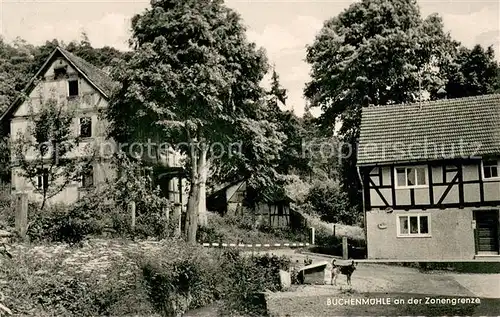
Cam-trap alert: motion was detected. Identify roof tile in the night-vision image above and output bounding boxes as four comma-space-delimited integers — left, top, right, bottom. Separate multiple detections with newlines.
357, 94, 500, 165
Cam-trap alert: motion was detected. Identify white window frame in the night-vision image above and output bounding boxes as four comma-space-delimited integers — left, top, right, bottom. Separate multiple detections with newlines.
481, 159, 500, 181
396, 214, 431, 238
394, 165, 428, 189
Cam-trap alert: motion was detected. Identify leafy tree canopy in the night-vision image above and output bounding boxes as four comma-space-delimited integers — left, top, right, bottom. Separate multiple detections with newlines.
304, 0, 500, 209
108, 0, 285, 241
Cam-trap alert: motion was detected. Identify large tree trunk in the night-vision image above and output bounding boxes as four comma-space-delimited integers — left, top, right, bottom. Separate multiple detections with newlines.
197, 158, 208, 227
185, 179, 200, 243
184, 138, 210, 243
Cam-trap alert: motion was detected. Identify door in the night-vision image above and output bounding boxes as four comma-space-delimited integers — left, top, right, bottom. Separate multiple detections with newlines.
474, 210, 499, 254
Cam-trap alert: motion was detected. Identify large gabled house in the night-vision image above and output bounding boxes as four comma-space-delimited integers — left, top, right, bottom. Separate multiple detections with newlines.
0, 46, 186, 209
357, 93, 500, 260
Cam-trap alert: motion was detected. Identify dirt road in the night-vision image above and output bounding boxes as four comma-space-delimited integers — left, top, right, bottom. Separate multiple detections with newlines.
249, 249, 500, 316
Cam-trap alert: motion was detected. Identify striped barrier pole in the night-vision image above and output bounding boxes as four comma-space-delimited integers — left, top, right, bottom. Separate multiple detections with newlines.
201, 242, 310, 248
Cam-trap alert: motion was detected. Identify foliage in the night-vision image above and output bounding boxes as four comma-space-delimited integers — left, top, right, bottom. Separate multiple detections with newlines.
266, 69, 310, 178
219, 250, 290, 316
140, 244, 291, 317
0, 197, 14, 230
39, 152, 172, 240
111, 152, 171, 238
0, 245, 153, 316
284, 174, 312, 205
108, 0, 282, 242
305, 180, 360, 225
442, 44, 500, 99
140, 246, 220, 316
26, 202, 103, 245
12, 95, 95, 209
196, 211, 309, 244
0, 35, 129, 113
304, 0, 499, 210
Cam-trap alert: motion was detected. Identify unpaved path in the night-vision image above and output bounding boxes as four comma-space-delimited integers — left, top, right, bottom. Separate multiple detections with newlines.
254, 249, 500, 316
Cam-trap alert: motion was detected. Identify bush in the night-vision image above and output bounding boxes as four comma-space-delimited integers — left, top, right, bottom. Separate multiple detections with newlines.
40, 152, 173, 241
0, 247, 153, 316
308, 229, 366, 259
218, 250, 291, 316
0, 197, 14, 230
27, 202, 103, 245
139, 243, 223, 316
305, 180, 360, 225
197, 212, 309, 244
138, 241, 291, 317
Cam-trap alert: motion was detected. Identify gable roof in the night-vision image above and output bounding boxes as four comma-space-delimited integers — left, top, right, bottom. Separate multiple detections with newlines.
357, 94, 500, 166
208, 179, 245, 199
0, 46, 116, 122
58, 47, 117, 97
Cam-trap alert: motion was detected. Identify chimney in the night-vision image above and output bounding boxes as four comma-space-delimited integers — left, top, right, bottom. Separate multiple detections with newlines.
436, 87, 447, 100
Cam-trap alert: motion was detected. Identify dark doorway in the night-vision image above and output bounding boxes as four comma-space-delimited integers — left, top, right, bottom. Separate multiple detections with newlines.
474, 210, 499, 254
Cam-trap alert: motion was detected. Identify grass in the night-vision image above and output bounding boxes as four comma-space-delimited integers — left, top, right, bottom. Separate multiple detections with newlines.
1, 237, 293, 316
0, 239, 163, 316
198, 211, 310, 244
297, 211, 364, 241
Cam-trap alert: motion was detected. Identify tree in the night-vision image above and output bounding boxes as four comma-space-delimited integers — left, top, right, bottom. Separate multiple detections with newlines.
13, 91, 93, 209
0, 37, 36, 113
107, 0, 281, 243
442, 44, 500, 99
269, 67, 287, 106
266, 69, 310, 176
0, 36, 131, 115
304, 0, 457, 208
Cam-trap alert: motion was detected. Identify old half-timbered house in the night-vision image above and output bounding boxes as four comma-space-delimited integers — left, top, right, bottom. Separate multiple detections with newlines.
357, 93, 500, 260
207, 179, 293, 228
0, 46, 186, 208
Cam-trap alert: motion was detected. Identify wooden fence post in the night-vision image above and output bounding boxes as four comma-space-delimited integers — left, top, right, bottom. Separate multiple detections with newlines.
342, 236, 348, 260
173, 203, 182, 237
310, 227, 315, 245
129, 201, 136, 234
15, 193, 28, 240
165, 204, 170, 235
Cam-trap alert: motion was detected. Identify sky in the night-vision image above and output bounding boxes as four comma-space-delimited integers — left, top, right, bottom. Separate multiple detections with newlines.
0, 0, 499, 118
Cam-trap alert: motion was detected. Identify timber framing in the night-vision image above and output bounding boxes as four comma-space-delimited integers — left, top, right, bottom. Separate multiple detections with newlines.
361, 158, 500, 212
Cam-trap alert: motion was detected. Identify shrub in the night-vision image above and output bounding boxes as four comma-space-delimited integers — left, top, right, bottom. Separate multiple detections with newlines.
44, 152, 173, 240
0, 246, 154, 317
27, 202, 103, 244
305, 180, 360, 225
138, 241, 291, 317
218, 250, 291, 316
0, 197, 14, 230
196, 225, 225, 243
139, 242, 221, 317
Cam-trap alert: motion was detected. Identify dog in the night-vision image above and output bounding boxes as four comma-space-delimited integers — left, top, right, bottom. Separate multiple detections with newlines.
330, 259, 357, 286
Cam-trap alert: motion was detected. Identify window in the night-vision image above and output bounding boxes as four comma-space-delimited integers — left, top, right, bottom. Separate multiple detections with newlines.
79, 117, 92, 138
395, 166, 427, 188
81, 166, 94, 188
483, 160, 499, 179
54, 66, 67, 79
277, 205, 284, 216
68, 79, 79, 97
37, 168, 49, 190
397, 214, 430, 237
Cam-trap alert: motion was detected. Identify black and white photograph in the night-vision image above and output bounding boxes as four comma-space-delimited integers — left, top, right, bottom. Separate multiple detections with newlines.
0, 0, 499, 316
